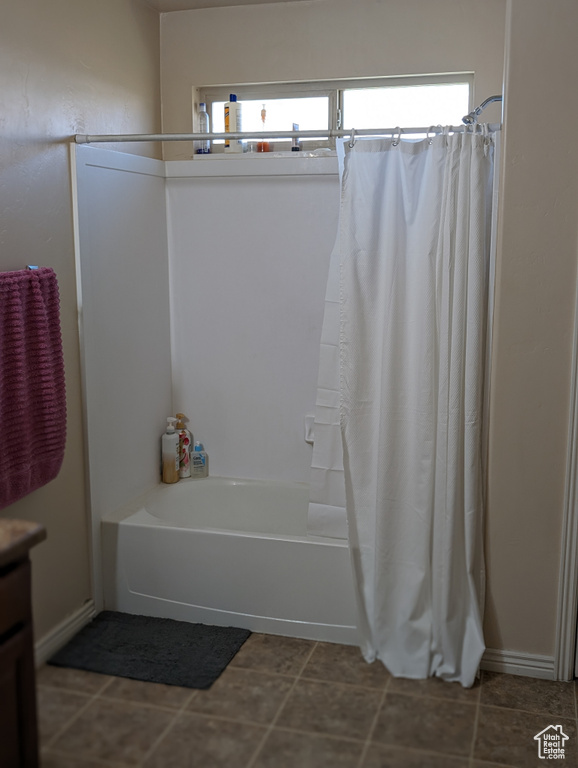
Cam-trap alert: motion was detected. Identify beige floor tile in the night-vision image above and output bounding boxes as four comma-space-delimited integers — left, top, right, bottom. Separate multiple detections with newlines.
187, 666, 293, 724
37, 638, 578, 768
302, 642, 390, 688
372, 692, 476, 757
101, 676, 195, 709
37, 687, 92, 746
480, 671, 576, 718
474, 705, 577, 767
143, 712, 266, 768
276, 678, 381, 740
41, 751, 114, 767
361, 743, 470, 767
471, 762, 518, 768
37, 666, 112, 696
387, 672, 480, 702
253, 728, 363, 768
49, 697, 175, 765
229, 633, 315, 676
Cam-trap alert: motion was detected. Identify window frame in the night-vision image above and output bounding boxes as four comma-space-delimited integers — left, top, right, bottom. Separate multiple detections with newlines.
195, 73, 473, 152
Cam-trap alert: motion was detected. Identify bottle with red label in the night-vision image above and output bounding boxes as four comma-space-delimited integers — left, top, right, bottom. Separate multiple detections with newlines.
175, 413, 192, 478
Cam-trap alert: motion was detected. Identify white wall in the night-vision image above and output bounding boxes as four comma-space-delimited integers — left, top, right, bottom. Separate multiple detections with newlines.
74, 146, 172, 607
167, 157, 339, 481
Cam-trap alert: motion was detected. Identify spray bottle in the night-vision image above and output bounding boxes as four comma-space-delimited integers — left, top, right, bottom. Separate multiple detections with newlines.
161, 417, 179, 484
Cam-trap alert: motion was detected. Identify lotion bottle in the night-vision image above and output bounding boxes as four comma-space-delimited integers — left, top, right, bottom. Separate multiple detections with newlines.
224, 94, 243, 153
191, 441, 209, 478
161, 417, 180, 484
175, 413, 192, 478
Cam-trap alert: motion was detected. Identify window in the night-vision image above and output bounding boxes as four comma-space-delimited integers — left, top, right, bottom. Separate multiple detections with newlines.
211, 97, 330, 140
197, 74, 472, 151
341, 83, 470, 131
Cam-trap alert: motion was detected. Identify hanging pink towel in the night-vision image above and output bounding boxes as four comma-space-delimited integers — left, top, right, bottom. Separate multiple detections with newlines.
0, 267, 66, 510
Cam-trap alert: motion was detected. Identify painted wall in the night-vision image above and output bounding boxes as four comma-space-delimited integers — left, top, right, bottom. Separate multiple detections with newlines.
485, 0, 578, 657
160, 0, 506, 159
0, 0, 161, 641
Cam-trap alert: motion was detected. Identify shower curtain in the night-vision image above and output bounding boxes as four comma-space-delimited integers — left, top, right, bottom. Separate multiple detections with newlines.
316, 129, 497, 688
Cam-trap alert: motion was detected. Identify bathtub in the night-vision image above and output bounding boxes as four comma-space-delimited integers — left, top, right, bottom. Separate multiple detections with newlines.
101, 477, 359, 644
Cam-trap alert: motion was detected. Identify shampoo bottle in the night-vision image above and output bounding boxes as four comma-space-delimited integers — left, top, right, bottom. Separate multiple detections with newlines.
161, 417, 180, 484
191, 441, 209, 478
175, 413, 192, 478
224, 94, 243, 154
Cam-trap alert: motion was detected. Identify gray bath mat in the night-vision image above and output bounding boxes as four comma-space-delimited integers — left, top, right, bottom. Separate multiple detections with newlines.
48, 611, 251, 689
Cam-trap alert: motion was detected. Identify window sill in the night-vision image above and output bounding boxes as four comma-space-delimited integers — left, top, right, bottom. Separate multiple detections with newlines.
193, 148, 335, 158
166, 152, 338, 178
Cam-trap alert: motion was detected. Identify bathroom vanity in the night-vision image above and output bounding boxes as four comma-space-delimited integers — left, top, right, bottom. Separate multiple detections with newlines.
0, 518, 46, 768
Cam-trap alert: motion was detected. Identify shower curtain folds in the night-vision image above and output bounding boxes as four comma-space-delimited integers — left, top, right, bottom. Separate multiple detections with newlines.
333, 130, 495, 687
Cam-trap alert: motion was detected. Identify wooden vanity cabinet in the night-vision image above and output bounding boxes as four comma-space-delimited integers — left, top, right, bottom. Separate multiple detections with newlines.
0, 522, 46, 768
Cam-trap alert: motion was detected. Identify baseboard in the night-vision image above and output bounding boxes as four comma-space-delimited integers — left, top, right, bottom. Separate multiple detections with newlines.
481, 647, 556, 680
35, 599, 96, 667
32, 603, 557, 681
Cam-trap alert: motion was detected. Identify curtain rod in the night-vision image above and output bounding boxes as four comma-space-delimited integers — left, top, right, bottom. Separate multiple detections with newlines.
74, 124, 500, 145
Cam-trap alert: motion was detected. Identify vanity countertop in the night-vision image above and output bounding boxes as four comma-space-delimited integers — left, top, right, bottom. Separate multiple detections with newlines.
0, 518, 46, 568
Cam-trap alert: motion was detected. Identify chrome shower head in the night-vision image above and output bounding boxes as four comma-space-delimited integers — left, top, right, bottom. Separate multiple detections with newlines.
463, 95, 503, 126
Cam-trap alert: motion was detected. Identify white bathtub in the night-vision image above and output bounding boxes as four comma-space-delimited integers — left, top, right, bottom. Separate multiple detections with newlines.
101, 477, 359, 644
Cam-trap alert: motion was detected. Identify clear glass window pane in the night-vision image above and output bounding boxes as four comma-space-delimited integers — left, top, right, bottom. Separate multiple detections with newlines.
211, 96, 329, 143
342, 83, 470, 131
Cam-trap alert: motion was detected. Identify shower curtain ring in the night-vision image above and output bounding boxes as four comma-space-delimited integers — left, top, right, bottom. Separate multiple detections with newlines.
348, 128, 356, 148
392, 127, 402, 147
427, 126, 439, 145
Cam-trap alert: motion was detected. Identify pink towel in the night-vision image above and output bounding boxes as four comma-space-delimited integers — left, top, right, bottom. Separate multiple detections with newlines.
0, 267, 66, 510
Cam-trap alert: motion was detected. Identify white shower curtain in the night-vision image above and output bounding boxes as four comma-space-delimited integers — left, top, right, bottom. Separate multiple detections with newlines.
331, 129, 496, 688
308, 237, 347, 539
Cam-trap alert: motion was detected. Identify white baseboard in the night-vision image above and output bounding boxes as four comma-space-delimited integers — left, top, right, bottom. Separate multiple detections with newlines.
32, 604, 558, 682
35, 599, 96, 667
481, 647, 556, 680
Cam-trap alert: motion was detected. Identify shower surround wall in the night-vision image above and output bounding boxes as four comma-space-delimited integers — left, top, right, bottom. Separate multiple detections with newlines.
74, 147, 173, 609
167, 158, 339, 482
74, 148, 340, 611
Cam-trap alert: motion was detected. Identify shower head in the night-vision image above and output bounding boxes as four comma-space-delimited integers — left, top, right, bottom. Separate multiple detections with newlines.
462, 95, 503, 126
462, 110, 479, 125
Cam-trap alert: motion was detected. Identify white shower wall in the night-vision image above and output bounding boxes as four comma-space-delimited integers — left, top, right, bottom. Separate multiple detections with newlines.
73, 145, 173, 608
166, 157, 339, 482
75, 149, 341, 609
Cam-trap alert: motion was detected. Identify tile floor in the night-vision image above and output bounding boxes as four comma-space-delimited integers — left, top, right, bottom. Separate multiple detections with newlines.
38, 633, 578, 768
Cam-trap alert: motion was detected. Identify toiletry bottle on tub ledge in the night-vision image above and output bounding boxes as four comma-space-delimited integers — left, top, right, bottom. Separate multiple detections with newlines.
161, 417, 179, 484
191, 441, 209, 478
175, 413, 192, 478
224, 94, 243, 153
